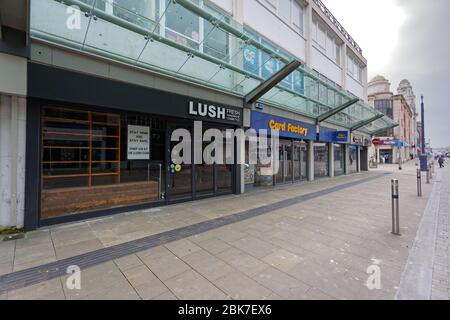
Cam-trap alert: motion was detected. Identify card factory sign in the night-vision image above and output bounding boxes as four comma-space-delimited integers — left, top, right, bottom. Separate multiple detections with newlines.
127, 125, 150, 160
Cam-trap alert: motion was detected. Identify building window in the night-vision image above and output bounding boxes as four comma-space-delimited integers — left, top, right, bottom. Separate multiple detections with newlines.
347, 53, 364, 82
243, 26, 305, 95
165, 0, 201, 50
279, 0, 291, 22
312, 18, 341, 66
203, 5, 230, 61
374, 100, 394, 136
292, 1, 304, 32
264, 0, 305, 34
113, 0, 157, 29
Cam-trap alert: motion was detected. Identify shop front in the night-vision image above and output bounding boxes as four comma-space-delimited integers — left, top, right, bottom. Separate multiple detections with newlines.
351, 133, 371, 171
24, 63, 243, 229
317, 128, 349, 178
246, 111, 316, 188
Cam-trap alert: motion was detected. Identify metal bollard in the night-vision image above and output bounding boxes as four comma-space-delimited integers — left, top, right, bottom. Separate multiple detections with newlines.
391, 179, 401, 236
426, 168, 430, 184
417, 169, 422, 197
429, 165, 433, 180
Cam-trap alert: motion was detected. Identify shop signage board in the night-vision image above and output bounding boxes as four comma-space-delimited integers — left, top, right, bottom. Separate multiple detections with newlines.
319, 127, 349, 143
250, 111, 316, 140
188, 101, 242, 125
334, 131, 349, 143
127, 125, 150, 160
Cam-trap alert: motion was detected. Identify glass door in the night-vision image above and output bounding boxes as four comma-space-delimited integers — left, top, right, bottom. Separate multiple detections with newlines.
276, 141, 293, 184
195, 126, 214, 197
284, 141, 293, 183
300, 141, 307, 180
167, 123, 193, 202
293, 141, 305, 182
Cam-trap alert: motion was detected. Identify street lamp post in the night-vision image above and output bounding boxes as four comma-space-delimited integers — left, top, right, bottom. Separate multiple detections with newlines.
418, 94, 429, 172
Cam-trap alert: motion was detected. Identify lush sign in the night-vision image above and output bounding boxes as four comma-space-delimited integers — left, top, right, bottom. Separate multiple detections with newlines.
189, 101, 242, 123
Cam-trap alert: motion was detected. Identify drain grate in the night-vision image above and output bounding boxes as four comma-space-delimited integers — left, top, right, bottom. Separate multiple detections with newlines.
0, 173, 388, 294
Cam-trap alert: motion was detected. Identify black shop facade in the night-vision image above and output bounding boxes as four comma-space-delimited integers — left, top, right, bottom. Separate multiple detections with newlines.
24, 63, 243, 230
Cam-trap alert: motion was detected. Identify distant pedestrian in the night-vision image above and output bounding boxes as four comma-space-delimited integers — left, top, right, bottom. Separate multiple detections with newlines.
438, 156, 445, 168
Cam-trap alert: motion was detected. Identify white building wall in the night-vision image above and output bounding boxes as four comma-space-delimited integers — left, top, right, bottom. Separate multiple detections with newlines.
346, 75, 365, 100
311, 46, 342, 85
0, 94, 27, 228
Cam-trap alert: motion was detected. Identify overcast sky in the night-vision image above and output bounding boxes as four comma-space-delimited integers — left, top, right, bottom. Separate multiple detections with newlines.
324, 0, 450, 148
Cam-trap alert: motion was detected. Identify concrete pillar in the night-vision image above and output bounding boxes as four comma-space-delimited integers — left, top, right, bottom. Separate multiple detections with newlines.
0, 94, 26, 228
328, 142, 334, 177
307, 140, 314, 181
344, 144, 350, 175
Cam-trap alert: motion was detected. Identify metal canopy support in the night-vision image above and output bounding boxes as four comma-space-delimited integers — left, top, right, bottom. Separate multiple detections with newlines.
245, 60, 301, 105
350, 114, 384, 132
316, 98, 359, 123
370, 124, 399, 137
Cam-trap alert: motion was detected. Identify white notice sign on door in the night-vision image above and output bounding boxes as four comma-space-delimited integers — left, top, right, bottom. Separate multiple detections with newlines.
127, 125, 150, 160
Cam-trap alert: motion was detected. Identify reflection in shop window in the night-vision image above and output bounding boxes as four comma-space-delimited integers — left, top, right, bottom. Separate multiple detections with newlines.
349, 145, 358, 173
334, 144, 345, 176
314, 143, 329, 178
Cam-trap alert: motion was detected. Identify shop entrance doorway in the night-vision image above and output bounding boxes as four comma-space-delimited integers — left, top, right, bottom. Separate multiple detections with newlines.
166, 123, 193, 203
276, 140, 307, 184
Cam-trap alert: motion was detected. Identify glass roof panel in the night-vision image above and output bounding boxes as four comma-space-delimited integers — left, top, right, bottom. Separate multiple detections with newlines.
30, 0, 398, 133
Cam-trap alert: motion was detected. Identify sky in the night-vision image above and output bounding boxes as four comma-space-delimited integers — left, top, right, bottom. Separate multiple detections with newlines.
324, 0, 450, 148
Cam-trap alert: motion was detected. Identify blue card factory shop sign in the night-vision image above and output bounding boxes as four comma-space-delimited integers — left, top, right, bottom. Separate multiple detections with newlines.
251, 111, 316, 140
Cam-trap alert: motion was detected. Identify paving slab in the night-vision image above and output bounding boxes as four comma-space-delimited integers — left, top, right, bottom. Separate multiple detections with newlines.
217, 248, 271, 277
122, 265, 169, 300
164, 269, 229, 300
252, 267, 310, 300
213, 271, 273, 300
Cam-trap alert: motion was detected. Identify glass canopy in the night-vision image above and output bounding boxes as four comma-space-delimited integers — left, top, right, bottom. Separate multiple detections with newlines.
30, 0, 397, 135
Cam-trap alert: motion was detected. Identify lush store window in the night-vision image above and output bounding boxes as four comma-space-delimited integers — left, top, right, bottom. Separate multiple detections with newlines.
314, 143, 329, 178
41, 106, 164, 219
349, 145, 358, 173
334, 144, 345, 176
